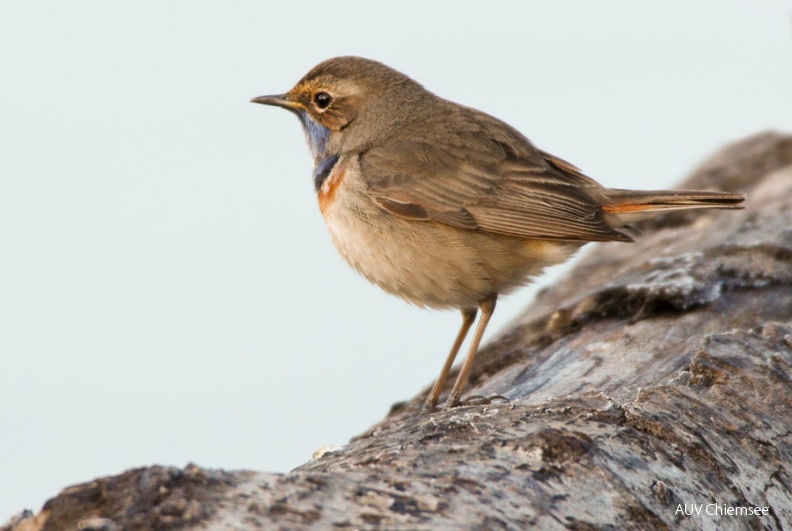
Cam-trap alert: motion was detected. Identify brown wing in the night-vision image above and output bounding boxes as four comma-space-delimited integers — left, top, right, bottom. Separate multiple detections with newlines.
360, 117, 633, 243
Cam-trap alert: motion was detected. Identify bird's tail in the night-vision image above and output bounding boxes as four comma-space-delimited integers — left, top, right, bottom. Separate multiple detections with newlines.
601, 188, 745, 225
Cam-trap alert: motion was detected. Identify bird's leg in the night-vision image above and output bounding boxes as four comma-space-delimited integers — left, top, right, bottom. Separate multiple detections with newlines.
445, 294, 497, 409
423, 308, 477, 412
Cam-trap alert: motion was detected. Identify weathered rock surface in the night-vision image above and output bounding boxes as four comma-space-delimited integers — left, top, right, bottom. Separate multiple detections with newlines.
5, 132, 792, 531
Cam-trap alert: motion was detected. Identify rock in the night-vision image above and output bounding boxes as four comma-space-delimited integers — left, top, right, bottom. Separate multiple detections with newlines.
6, 132, 791, 531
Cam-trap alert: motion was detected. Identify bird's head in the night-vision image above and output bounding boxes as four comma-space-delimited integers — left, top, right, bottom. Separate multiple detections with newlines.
252, 56, 429, 158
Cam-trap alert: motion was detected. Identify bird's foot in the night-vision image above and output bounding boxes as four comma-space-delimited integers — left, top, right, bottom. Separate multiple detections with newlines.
421, 401, 440, 414
444, 393, 510, 409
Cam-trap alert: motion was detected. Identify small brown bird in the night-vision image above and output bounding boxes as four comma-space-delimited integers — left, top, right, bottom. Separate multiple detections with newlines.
252, 57, 744, 412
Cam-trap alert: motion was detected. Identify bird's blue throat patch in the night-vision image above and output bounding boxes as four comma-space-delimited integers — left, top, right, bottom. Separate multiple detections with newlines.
298, 112, 331, 160
313, 154, 339, 192
297, 111, 338, 192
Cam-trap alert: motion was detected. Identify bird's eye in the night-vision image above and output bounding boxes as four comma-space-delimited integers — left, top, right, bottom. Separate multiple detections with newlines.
314, 92, 332, 109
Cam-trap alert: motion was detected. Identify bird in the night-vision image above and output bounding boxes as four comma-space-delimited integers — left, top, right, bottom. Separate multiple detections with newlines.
251, 56, 745, 412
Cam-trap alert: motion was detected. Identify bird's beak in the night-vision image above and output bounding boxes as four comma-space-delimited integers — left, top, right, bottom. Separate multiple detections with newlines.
250, 93, 302, 111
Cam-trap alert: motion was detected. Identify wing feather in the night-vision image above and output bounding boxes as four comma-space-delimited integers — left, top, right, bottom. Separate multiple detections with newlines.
360, 109, 631, 243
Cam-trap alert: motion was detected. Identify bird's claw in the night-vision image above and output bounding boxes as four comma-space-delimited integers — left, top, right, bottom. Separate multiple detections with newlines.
453, 393, 510, 408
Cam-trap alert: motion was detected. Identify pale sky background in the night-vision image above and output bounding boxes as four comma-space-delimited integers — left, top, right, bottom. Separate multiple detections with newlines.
2, 0, 792, 519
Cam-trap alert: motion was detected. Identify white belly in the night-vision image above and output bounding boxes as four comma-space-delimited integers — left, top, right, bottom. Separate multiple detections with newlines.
319, 158, 581, 309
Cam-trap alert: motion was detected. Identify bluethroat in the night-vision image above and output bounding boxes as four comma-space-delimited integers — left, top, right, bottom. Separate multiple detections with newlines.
252, 57, 744, 412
